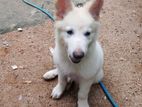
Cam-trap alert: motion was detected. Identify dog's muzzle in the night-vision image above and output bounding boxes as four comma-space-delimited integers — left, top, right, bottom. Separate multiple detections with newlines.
69, 51, 84, 63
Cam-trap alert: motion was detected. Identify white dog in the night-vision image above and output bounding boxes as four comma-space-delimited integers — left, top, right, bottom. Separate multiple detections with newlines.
43, 0, 104, 107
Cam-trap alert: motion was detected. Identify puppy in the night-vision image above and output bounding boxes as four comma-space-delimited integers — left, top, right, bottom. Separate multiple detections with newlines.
43, 0, 104, 107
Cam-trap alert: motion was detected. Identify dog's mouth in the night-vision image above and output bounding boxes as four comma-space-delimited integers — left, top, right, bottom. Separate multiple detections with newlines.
69, 55, 81, 64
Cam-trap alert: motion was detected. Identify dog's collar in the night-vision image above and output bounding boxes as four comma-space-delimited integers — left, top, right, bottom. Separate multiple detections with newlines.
76, 3, 84, 8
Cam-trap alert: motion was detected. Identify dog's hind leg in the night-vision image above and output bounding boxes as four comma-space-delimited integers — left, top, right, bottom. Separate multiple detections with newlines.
43, 68, 58, 80
94, 69, 104, 83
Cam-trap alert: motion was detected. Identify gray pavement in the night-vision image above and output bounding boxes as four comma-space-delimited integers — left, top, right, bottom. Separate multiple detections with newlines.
0, 0, 89, 34
0, 0, 55, 34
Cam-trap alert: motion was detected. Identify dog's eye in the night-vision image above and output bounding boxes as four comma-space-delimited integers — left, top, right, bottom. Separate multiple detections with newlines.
84, 31, 91, 36
67, 30, 74, 35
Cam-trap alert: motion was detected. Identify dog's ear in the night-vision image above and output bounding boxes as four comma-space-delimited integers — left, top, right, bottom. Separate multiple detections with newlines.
56, 0, 73, 20
85, 0, 104, 20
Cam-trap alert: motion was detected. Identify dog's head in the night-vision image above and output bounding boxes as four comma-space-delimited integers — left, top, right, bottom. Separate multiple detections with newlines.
55, 0, 103, 63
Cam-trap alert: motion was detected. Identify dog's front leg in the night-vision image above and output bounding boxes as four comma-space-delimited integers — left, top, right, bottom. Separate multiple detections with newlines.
43, 68, 58, 80
51, 71, 67, 99
78, 79, 93, 107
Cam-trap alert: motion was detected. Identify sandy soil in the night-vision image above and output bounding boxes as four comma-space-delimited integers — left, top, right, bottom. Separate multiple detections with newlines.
0, 0, 142, 107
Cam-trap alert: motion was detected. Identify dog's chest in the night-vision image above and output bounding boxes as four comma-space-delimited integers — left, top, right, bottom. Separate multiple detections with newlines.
59, 64, 79, 81
65, 72, 80, 82
57, 58, 97, 81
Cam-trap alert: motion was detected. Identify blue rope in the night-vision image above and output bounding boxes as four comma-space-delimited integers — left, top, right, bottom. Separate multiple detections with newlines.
22, 0, 119, 106
99, 81, 119, 107
22, 0, 55, 21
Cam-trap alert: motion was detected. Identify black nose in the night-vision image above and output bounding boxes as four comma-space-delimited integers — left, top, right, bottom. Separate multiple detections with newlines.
73, 51, 84, 59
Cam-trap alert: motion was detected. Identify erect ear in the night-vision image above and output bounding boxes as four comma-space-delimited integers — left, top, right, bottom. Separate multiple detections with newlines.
85, 0, 104, 20
56, 0, 73, 20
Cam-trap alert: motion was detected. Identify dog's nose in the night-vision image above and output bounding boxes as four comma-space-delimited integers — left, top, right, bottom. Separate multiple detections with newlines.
73, 51, 84, 59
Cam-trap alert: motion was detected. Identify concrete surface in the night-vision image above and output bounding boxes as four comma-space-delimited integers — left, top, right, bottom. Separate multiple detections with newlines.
0, 0, 91, 34
0, 0, 55, 34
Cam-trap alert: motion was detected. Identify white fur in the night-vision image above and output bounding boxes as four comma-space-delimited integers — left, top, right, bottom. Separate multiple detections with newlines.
43, 1, 104, 107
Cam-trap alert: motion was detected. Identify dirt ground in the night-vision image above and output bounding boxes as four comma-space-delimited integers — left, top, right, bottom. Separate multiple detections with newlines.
0, 0, 142, 107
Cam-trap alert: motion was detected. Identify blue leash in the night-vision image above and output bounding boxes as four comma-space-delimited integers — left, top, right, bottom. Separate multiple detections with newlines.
22, 0, 55, 21
22, 0, 119, 107
99, 81, 119, 107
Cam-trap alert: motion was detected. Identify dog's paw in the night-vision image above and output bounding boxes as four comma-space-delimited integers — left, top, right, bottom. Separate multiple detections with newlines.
43, 69, 58, 80
51, 84, 64, 99
78, 99, 89, 107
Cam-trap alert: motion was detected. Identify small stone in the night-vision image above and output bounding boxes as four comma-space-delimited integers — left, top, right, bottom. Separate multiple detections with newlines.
136, 34, 140, 37
120, 57, 126, 61
104, 96, 107, 100
27, 36, 31, 39
11, 65, 18, 70
17, 28, 23, 32
125, 97, 128, 101
18, 95, 23, 101
23, 81, 32, 84
2, 41, 9, 47
19, 66, 24, 69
